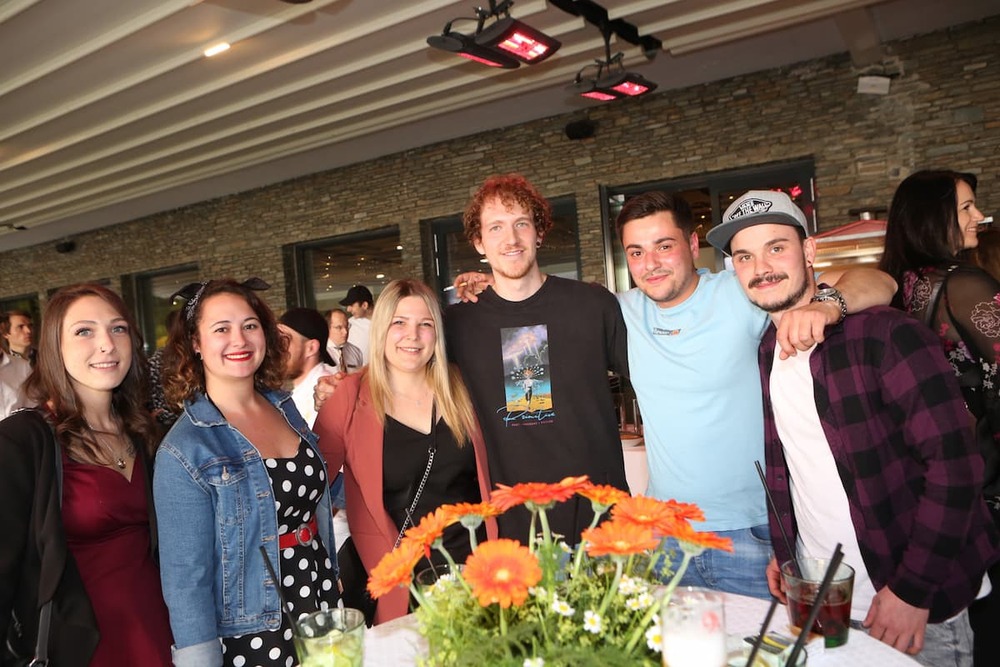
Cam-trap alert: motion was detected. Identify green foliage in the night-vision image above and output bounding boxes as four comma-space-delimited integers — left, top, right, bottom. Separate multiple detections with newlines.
414, 538, 672, 666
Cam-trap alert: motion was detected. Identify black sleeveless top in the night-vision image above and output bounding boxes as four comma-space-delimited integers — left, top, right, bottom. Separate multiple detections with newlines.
382, 416, 484, 567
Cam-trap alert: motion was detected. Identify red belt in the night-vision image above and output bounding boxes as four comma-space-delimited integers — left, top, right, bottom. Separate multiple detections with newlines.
278, 518, 318, 549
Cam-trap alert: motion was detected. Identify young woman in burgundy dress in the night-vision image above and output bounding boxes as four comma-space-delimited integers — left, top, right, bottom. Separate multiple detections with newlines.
0, 283, 172, 666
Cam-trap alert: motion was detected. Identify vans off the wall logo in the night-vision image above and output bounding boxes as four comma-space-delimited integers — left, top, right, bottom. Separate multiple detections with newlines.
728, 198, 772, 219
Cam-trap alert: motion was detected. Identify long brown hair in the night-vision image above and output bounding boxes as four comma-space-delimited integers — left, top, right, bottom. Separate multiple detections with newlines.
22, 283, 158, 461
162, 279, 286, 407
366, 279, 477, 446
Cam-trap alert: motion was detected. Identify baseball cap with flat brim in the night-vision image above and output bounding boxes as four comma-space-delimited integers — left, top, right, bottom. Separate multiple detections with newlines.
339, 285, 373, 307
707, 190, 810, 255
279, 307, 336, 367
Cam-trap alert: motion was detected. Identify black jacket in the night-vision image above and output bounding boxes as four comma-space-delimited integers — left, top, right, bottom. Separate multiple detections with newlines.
1, 410, 99, 666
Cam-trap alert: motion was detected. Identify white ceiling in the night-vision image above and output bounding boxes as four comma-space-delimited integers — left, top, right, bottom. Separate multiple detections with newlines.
1, 0, 996, 252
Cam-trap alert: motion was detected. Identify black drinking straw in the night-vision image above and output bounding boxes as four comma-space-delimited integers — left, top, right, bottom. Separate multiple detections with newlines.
786, 544, 844, 667
745, 596, 780, 667
754, 460, 798, 576
259, 545, 301, 636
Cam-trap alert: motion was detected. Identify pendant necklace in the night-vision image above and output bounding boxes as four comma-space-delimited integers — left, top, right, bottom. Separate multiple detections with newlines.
87, 421, 130, 469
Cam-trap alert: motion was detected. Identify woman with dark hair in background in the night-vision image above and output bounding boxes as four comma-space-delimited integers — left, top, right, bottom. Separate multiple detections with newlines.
154, 279, 337, 667
880, 170, 999, 665
313, 278, 496, 625
0, 283, 171, 666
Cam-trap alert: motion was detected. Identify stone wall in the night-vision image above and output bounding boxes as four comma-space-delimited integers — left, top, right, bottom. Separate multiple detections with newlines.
2, 15, 997, 310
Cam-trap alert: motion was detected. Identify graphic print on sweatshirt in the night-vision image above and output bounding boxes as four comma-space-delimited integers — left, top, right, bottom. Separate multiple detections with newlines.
500, 324, 554, 425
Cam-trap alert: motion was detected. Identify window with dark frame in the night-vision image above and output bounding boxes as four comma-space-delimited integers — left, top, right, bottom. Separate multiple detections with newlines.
126, 265, 199, 353
289, 227, 403, 313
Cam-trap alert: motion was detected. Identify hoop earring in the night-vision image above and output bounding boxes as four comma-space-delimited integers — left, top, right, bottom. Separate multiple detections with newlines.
535, 239, 542, 248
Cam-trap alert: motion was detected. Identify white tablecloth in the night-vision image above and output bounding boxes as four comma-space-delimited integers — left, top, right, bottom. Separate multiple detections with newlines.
364, 592, 919, 666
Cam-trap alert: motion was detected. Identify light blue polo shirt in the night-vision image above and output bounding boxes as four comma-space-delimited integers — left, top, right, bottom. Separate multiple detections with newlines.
619, 269, 769, 531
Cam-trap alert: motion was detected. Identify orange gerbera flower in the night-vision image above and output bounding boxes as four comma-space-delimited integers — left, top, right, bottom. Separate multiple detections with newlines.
404, 507, 455, 551
674, 521, 734, 553
491, 475, 591, 511
441, 502, 503, 522
463, 539, 542, 608
578, 484, 629, 510
611, 496, 686, 538
367, 539, 424, 598
662, 499, 705, 523
582, 520, 659, 558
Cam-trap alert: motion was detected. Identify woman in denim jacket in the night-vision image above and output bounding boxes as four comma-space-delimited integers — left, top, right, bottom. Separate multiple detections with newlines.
154, 279, 337, 667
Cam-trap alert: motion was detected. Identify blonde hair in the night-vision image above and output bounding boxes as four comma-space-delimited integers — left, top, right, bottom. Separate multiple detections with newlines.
366, 279, 477, 446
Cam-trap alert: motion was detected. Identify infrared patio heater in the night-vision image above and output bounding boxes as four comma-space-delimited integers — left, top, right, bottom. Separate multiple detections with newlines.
426, 0, 561, 69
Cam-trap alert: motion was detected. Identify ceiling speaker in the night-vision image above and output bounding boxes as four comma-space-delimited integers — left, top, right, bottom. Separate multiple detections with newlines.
565, 119, 596, 140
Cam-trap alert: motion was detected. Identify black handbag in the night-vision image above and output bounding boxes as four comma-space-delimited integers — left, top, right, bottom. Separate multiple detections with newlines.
336, 537, 378, 627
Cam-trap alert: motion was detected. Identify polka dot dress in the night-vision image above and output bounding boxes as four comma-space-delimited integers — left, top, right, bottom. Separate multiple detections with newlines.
222, 439, 338, 667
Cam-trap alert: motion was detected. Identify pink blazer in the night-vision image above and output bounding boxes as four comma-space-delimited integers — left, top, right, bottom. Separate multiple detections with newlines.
313, 370, 496, 624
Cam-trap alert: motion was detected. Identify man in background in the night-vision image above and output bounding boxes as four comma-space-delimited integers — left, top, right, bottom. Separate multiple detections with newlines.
339, 285, 373, 365
711, 189, 997, 665
0, 341, 31, 419
325, 308, 363, 375
279, 308, 337, 427
1, 311, 35, 366
280, 307, 349, 551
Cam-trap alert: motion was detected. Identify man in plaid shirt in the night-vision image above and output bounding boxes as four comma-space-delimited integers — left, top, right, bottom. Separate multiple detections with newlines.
708, 190, 999, 666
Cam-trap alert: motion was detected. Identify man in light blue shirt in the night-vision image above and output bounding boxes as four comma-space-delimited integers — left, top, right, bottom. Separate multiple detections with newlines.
615, 191, 895, 598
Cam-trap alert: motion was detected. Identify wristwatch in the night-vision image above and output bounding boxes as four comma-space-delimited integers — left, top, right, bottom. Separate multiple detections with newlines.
810, 285, 847, 324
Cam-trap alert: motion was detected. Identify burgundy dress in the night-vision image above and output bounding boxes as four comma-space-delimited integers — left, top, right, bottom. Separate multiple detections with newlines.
61, 451, 173, 666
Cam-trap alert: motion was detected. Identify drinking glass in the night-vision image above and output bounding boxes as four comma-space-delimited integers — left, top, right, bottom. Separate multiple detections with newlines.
294, 607, 365, 667
662, 587, 727, 667
780, 558, 854, 648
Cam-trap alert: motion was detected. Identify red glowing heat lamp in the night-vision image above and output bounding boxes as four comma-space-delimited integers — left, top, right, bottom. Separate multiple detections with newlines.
476, 17, 560, 64
427, 33, 520, 69
602, 72, 658, 97
581, 90, 618, 101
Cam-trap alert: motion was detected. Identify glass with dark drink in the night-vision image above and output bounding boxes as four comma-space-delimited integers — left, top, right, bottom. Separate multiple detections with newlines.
780, 558, 855, 648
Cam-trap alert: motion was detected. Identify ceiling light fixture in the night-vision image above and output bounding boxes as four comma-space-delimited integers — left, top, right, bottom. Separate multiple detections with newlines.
203, 42, 231, 58
427, 0, 560, 69
571, 21, 657, 101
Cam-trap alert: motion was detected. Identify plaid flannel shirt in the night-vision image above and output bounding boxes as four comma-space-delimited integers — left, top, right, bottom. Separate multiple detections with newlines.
760, 306, 998, 623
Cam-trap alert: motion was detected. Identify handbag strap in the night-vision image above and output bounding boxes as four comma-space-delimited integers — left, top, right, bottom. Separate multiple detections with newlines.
392, 404, 437, 550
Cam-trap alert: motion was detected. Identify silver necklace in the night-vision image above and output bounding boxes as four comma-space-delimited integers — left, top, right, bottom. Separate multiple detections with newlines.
86, 421, 131, 470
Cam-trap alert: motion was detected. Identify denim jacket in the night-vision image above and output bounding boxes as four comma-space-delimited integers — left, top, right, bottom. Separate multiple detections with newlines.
154, 390, 337, 667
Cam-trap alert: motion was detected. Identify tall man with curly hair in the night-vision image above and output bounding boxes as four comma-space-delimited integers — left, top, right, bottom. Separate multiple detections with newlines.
446, 174, 630, 544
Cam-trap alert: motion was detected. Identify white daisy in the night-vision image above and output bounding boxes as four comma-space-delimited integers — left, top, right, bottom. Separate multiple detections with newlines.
645, 623, 663, 652
583, 610, 603, 635
551, 597, 575, 617
523, 658, 545, 667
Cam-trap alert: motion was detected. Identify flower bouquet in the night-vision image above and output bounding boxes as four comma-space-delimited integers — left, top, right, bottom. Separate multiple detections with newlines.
367, 476, 733, 667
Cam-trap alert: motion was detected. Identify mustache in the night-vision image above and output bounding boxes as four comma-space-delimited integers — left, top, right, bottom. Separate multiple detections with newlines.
642, 269, 672, 281
749, 273, 788, 289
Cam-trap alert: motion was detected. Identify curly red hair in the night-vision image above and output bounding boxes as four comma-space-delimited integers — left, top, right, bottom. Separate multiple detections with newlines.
462, 174, 553, 246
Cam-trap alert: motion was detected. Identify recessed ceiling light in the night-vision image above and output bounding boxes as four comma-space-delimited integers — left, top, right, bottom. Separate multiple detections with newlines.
204, 42, 231, 58
376, 273, 386, 279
